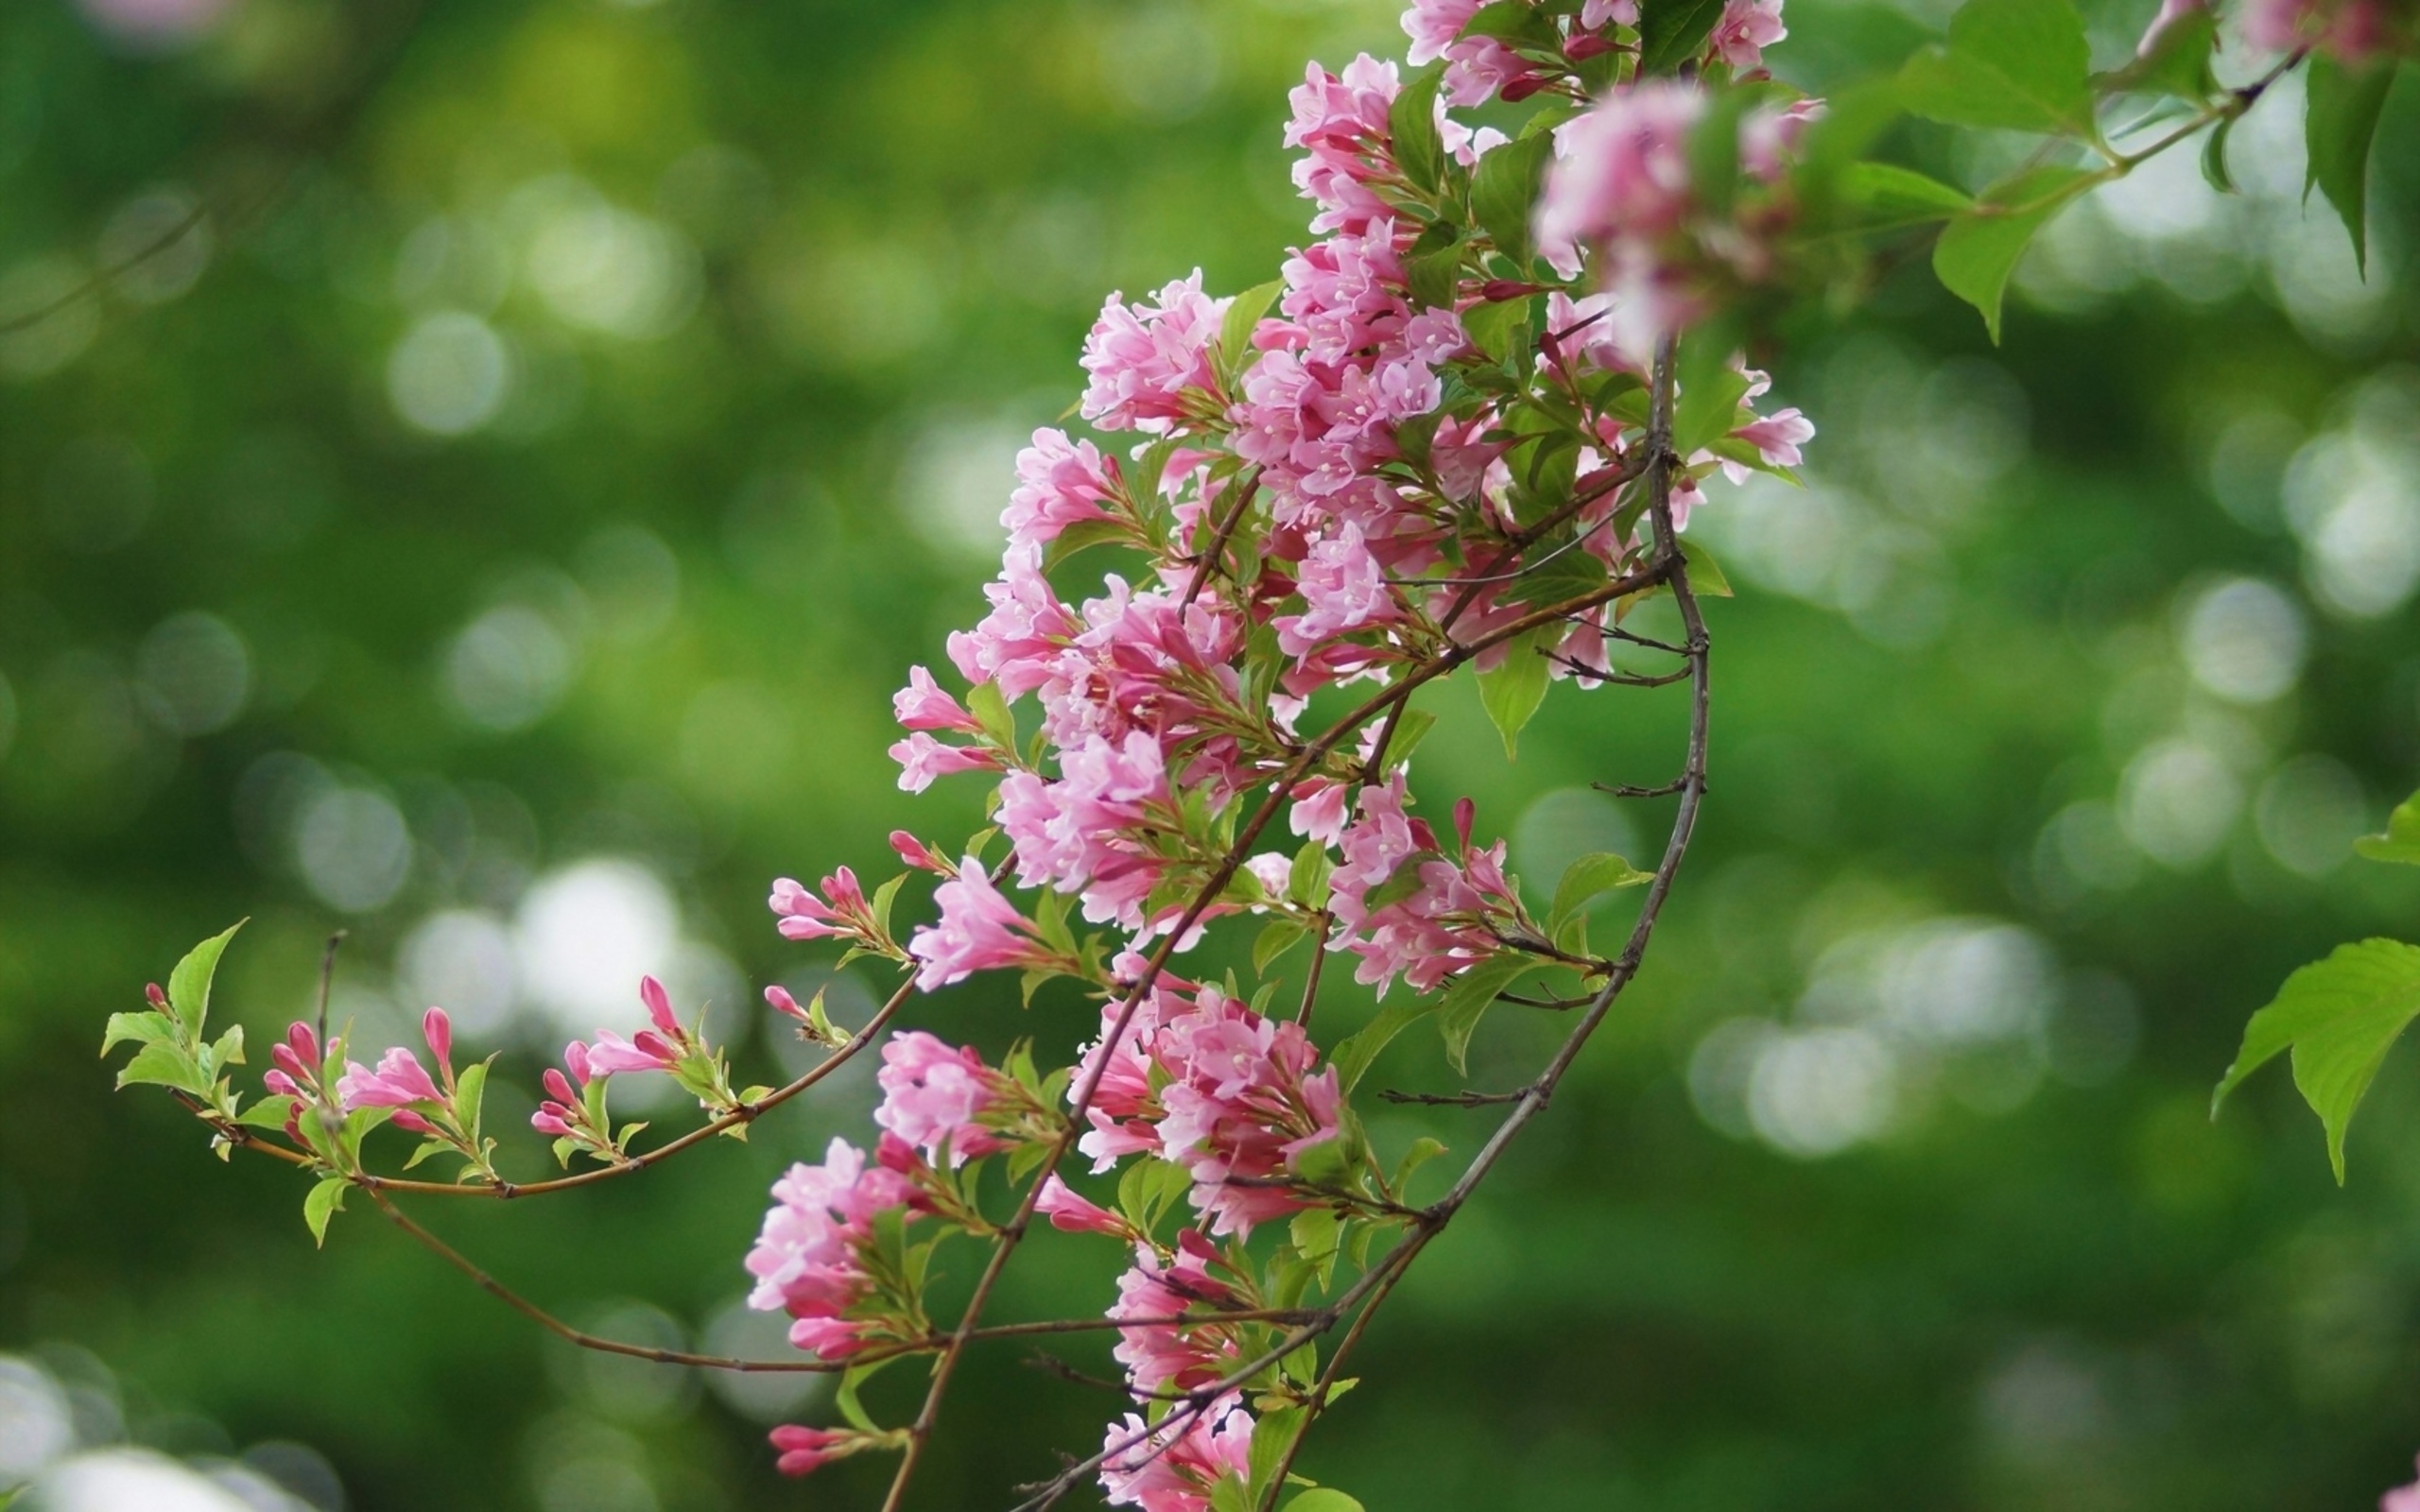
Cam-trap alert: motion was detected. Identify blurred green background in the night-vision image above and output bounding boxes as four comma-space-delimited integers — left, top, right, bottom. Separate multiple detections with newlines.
3, 0, 2419, 1506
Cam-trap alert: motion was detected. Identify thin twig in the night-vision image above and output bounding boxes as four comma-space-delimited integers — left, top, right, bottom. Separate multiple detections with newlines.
1375, 1087, 1530, 1107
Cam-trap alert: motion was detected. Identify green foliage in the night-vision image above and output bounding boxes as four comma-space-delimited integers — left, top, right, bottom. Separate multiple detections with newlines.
1897, 0, 2093, 134
1477, 627, 1555, 757
1282, 1491, 1368, 1512
303, 1177, 347, 1247
2216, 940, 2420, 1183
1933, 165, 2098, 341
167, 919, 244, 1040
2355, 789, 2420, 864
1471, 130, 1555, 268
1549, 851, 1652, 938
2305, 56, 2398, 274
1437, 954, 1536, 1074
1638, 0, 1727, 76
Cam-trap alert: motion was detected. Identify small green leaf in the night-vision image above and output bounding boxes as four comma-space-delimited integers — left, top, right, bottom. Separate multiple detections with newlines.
1470, 129, 1554, 268
303, 1177, 347, 1247
2356, 789, 2420, 865
167, 919, 246, 1041
1254, 918, 1311, 973
1392, 1135, 1447, 1194
1636, 0, 1725, 74
1044, 515, 1135, 570
1438, 954, 1536, 1074
1477, 626, 1555, 758
1248, 1406, 1310, 1505
2305, 55, 2395, 275
115, 1040, 204, 1094
1932, 164, 2096, 342
2214, 938, 2420, 1183
1678, 538, 1732, 597
1672, 324, 1751, 456
1896, 0, 2092, 133
1462, 298, 1530, 366
1388, 67, 1446, 195
1329, 997, 1443, 1093
835, 1357, 891, 1433
1841, 162, 1975, 226
211, 1023, 246, 1069
1283, 1489, 1369, 1512
1377, 707, 1437, 774
967, 679, 1017, 750
1406, 240, 1464, 310
2121, 8, 2218, 101
1549, 851, 1654, 932
101, 1010, 177, 1057
238, 1095, 299, 1129
2201, 112, 2239, 194
1219, 278, 1283, 375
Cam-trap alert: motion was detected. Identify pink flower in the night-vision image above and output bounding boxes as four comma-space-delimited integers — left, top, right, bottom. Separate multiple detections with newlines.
1401, 0, 1534, 106
1069, 988, 1177, 1171
908, 860, 1062, 991
1707, 0, 1787, 71
1740, 97, 1824, 181
1535, 82, 1710, 358
1110, 1232, 1244, 1393
873, 1032, 1007, 1166
1288, 778, 1351, 846
2243, 0, 2391, 57
1005, 429, 1126, 548
769, 1424, 849, 1477
769, 868, 888, 949
582, 1029, 681, 1075
1582, 0, 1639, 25
997, 730, 1177, 929
1150, 985, 1346, 1235
335, 1047, 442, 1110
1328, 775, 1524, 996
1080, 272, 1229, 434
945, 543, 1082, 698
1036, 1175, 1132, 1238
637, 976, 678, 1038
421, 1006, 454, 1070
891, 831, 955, 874
744, 1138, 921, 1360
2382, 1455, 2420, 1512
892, 665, 980, 733
890, 730, 999, 794
1098, 1396, 1255, 1511
1274, 522, 1402, 658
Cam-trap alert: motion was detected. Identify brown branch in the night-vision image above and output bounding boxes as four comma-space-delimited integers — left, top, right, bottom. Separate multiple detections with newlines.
1375, 1087, 1530, 1107
1179, 471, 1261, 610
1593, 777, 1688, 799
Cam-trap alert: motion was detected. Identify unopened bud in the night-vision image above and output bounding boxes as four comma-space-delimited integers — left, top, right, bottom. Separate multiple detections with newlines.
146, 983, 168, 1009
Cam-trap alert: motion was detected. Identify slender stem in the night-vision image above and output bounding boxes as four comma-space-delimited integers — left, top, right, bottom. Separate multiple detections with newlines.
1180, 471, 1261, 610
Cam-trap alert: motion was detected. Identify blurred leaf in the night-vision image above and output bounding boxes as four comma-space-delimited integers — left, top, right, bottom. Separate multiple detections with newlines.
1549, 851, 1653, 933
2357, 789, 2420, 865
2214, 939, 2420, 1182
1284, 1488, 1369, 1511
1638, 0, 1725, 75
2306, 54, 2395, 275
1897, 0, 2091, 132
1841, 162, 1975, 226
1933, 165, 2096, 341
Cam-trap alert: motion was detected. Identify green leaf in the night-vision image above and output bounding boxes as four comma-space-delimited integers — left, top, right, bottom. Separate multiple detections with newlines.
1329, 996, 1443, 1094
2119, 8, 2218, 101
1678, 538, 1732, 596
115, 1040, 204, 1094
1672, 325, 1750, 456
238, 1094, 300, 1129
101, 1010, 177, 1057
1407, 239, 1464, 311
1389, 67, 1446, 195
1549, 851, 1654, 933
835, 1358, 891, 1433
1636, 0, 1725, 75
1255, 918, 1311, 974
1248, 1406, 1310, 1505
2356, 789, 2420, 865
166, 919, 245, 1040
303, 1176, 347, 1247
1044, 515, 1135, 570
2201, 112, 2239, 194
1896, 0, 2092, 133
1283, 1489, 1369, 1512
1392, 1135, 1447, 1194
1932, 164, 2096, 342
1219, 278, 1283, 376
1470, 130, 1554, 268
1438, 954, 1536, 1074
1841, 162, 1975, 226
2305, 55, 2396, 276
1462, 298, 1530, 366
1377, 707, 1437, 773
1477, 626, 1555, 758
2214, 938, 2420, 1183
966, 679, 1016, 749
211, 1023, 246, 1070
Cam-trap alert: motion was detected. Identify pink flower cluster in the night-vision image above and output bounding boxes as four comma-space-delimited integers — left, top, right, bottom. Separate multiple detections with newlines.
873, 1030, 1052, 1165
1067, 977, 1344, 1236
1330, 777, 1527, 996
2242, 0, 2402, 58
334, 1007, 457, 1136
1099, 1396, 1256, 1512
743, 1136, 925, 1359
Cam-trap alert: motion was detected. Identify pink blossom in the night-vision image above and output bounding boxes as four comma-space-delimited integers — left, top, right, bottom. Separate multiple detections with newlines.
1707, 0, 1787, 70
946, 543, 1082, 698
890, 731, 999, 793
770, 868, 887, 947
1724, 407, 1815, 481
1080, 272, 1230, 434
1328, 775, 1524, 996
1069, 988, 1179, 1171
1741, 97, 1825, 181
1582, 0, 1639, 25
1098, 1396, 1255, 1512
2243, 0, 2391, 57
873, 1031, 1007, 1165
1036, 1175, 1132, 1237
1109, 1231, 1245, 1393
908, 859, 1061, 991
421, 1006, 454, 1069
997, 730, 1175, 928
335, 1047, 441, 1110
583, 1029, 680, 1075
1401, 0, 1533, 106
2382, 1456, 2420, 1512
1005, 428, 1127, 548
638, 976, 678, 1038
892, 664, 980, 733
1274, 522, 1403, 658
769, 1424, 849, 1478
1143, 984, 1347, 1235
891, 831, 954, 874
1537, 81, 1705, 273
1288, 778, 1351, 846
744, 1137, 920, 1360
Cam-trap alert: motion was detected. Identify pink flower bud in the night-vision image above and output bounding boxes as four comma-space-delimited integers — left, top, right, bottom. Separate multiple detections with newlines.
1563, 30, 1616, 59
286, 1021, 320, 1066
891, 830, 952, 874
1499, 72, 1548, 101
270, 1041, 310, 1083
765, 985, 806, 1020
1036, 1175, 1130, 1238
531, 1107, 573, 1137
631, 1030, 680, 1064
1453, 796, 1476, 852
639, 975, 680, 1038
564, 1041, 594, 1086
543, 1068, 579, 1104
422, 1006, 453, 1069
391, 1109, 436, 1135
769, 1424, 850, 1478
146, 983, 168, 1009
264, 1070, 302, 1100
